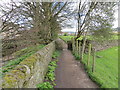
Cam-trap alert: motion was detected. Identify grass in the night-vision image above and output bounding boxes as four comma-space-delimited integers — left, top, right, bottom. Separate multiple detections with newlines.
52, 50, 60, 59
59, 35, 74, 42
59, 34, 119, 42
60, 35, 119, 88
112, 34, 119, 40
0, 44, 45, 78
60, 34, 119, 88
79, 46, 118, 88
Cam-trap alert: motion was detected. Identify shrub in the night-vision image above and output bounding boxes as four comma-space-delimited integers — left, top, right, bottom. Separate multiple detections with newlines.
63, 33, 68, 36
36, 82, 53, 89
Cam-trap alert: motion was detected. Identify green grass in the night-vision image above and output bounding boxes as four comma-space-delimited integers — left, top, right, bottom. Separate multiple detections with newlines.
77, 35, 92, 40
52, 50, 60, 59
59, 36, 75, 42
112, 34, 119, 40
0, 44, 45, 77
59, 34, 119, 42
82, 46, 118, 88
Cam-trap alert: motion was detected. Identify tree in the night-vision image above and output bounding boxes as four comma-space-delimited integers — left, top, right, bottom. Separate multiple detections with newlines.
73, 1, 116, 60
0, 1, 71, 57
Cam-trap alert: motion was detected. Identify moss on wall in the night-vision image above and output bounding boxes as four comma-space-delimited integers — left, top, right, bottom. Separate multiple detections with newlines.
20, 54, 37, 69
2, 41, 56, 88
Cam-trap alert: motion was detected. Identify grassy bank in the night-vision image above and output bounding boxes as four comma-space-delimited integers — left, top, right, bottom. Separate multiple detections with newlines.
76, 46, 118, 88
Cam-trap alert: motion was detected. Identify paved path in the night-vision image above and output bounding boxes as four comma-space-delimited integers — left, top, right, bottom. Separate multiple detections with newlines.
55, 39, 98, 88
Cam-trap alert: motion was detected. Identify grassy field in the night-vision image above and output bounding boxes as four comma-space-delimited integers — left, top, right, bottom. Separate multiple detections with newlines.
59, 35, 74, 42
82, 46, 118, 88
59, 34, 119, 42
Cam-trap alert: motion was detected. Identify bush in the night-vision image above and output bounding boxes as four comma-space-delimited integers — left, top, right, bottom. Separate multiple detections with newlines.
52, 51, 60, 59
36, 82, 53, 89
45, 60, 58, 81
63, 33, 68, 36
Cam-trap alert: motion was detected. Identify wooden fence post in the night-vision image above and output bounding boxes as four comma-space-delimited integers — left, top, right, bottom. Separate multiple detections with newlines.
76, 40, 78, 55
87, 44, 91, 66
72, 38, 75, 54
78, 42, 81, 57
92, 48, 96, 72
81, 36, 87, 61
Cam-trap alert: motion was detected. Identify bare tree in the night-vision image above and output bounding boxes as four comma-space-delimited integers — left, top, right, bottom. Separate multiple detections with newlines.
0, 1, 70, 57
73, 1, 116, 60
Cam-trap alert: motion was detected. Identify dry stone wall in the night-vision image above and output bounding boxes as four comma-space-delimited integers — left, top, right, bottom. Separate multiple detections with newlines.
2, 41, 56, 88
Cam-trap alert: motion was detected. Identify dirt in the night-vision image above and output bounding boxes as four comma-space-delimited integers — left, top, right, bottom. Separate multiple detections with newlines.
54, 39, 99, 88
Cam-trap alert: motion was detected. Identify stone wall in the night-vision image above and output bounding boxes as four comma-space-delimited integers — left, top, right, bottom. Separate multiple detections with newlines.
2, 41, 56, 88
91, 40, 118, 51
55, 38, 67, 50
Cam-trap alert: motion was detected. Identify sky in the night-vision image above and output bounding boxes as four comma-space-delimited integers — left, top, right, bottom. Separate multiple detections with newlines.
62, 6, 118, 32
0, 0, 118, 32
113, 7, 118, 28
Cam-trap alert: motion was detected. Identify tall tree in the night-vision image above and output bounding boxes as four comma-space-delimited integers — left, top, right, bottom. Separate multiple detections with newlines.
0, 1, 70, 57
74, 1, 116, 60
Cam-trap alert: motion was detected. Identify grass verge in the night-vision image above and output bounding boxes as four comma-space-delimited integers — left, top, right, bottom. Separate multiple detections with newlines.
73, 46, 118, 88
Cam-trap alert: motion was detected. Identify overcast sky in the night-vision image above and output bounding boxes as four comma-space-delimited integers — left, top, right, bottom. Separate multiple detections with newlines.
113, 7, 118, 28
62, 6, 118, 32
0, 0, 118, 32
